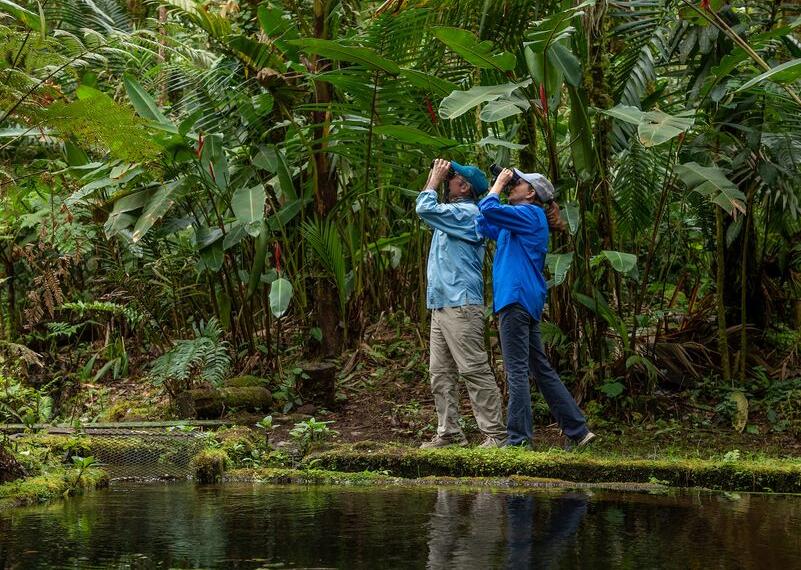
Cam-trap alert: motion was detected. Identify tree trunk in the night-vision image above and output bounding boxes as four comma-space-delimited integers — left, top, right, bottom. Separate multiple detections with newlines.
715, 207, 731, 381
310, 0, 341, 356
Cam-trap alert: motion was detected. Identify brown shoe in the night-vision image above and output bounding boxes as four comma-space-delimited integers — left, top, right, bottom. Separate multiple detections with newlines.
419, 435, 468, 449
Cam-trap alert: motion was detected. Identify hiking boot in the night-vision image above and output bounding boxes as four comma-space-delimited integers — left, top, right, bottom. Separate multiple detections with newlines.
419, 435, 468, 449
565, 431, 597, 451
478, 436, 507, 448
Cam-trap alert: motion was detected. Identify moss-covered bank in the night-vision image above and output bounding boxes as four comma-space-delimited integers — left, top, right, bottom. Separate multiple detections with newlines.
297, 443, 801, 493
0, 468, 108, 509
227, 466, 666, 493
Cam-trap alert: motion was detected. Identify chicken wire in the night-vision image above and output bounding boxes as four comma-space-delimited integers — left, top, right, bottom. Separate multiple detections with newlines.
52, 428, 209, 480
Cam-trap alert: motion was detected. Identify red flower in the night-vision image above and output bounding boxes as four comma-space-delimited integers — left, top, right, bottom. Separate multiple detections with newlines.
539, 84, 549, 115
274, 243, 282, 274
700, 0, 710, 10
424, 96, 438, 124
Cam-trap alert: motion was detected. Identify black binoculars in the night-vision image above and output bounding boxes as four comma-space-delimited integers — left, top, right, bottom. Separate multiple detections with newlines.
430, 160, 455, 180
489, 163, 522, 194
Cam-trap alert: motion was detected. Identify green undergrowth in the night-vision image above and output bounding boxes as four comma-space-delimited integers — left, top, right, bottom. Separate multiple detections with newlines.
0, 468, 108, 509
296, 443, 801, 493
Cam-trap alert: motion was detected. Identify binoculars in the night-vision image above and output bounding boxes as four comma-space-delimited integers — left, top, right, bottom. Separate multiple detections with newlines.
430, 160, 455, 180
489, 163, 521, 195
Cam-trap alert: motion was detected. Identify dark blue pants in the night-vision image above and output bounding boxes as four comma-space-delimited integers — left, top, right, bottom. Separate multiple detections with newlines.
498, 303, 588, 446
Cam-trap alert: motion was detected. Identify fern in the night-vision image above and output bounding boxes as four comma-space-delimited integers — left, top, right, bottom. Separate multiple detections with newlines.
61, 300, 145, 327
149, 318, 231, 395
302, 219, 349, 319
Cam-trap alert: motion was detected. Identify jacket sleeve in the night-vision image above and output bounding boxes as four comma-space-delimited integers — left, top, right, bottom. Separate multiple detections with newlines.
476, 214, 500, 241
415, 190, 482, 243
478, 194, 543, 235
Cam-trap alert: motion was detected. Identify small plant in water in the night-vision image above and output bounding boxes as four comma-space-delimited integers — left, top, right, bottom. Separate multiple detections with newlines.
289, 417, 337, 454
70, 455, 99, 487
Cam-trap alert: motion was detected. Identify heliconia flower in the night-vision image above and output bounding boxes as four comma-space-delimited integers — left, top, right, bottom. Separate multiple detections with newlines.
539, 84, 549, 115
274, 243, 282, 274
424, 96, 438, 124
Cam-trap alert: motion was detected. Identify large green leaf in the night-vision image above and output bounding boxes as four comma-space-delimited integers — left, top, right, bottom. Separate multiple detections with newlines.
737, 58, 801, 92
432, 27, 515, 71
266, 198, 309, 231
546, 253, 574, 287
600, 250, 638, 277
287, 39, 400, 75
132, 179, 185, 242
200, 133, 228, 190
123, 75, 171, 126
525, 0, 595, 52
439, 80, 531, 120
253, 145, 296, 200
373, 125, 458, 147
563, 202, 580, 235
0, 0, 41, 30
105, 189, 152, 236
548, 42, 581, 87
200, 241, 224, 272
567, 86, 595, 181
479, 99, 528, 122
602, 105, 694, 147
269, 277, 293, 318
675, 162, 746, 216
231, 184, 266, 236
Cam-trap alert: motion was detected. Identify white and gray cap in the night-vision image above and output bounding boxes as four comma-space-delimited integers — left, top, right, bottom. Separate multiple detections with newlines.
512, 169, 555, 204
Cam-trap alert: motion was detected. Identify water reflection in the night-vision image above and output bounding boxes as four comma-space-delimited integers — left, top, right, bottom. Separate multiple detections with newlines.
426, 489, 588, 569
1, 483, 800, 569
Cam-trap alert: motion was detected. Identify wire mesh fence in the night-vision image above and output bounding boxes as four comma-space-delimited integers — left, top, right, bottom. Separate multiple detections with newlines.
48, 427, 209, 481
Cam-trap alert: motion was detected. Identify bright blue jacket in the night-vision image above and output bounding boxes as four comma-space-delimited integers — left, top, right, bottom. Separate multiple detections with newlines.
477, 194, 549, 320
416, 190, 485, 309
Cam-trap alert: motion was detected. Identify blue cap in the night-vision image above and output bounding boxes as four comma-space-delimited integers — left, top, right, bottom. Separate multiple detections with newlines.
450, 161, 489, 199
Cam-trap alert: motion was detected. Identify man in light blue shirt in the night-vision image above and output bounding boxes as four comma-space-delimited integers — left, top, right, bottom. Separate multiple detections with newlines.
415, 158, 506, 448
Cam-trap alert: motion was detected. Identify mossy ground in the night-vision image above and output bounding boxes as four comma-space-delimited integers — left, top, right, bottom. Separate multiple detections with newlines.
292, 443, 801, 493
0, 468, 108, 509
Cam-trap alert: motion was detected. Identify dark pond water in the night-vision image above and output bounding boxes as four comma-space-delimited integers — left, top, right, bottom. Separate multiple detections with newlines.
1, 482, 800, 569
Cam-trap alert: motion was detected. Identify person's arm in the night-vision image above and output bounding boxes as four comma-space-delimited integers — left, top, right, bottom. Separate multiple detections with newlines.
476, 214, 500, 241
416, 191, 482, 243
478, 194, 543, 234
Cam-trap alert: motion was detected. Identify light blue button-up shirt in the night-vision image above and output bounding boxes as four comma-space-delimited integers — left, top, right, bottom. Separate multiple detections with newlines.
416, 190, 485, 310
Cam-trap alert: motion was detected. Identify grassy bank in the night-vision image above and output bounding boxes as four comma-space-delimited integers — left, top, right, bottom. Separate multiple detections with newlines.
0, 468, 108, 509
296, 443, 801, 493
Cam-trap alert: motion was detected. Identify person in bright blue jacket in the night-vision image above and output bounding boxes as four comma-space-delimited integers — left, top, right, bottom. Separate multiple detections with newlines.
478, 167, 595, 449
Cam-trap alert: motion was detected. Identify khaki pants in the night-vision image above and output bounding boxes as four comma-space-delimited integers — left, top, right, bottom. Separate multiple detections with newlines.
429, 305, 506, 440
